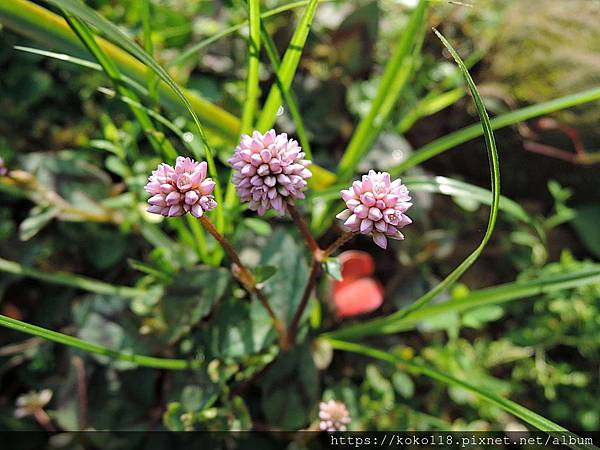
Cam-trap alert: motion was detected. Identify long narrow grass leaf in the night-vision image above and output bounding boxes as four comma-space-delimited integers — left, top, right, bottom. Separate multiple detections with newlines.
327, 339, 597, 448
336, 0, 427, 181
255, 0, 320, 131
324, 266, 600, 337
0, 256, 145, 298
240, 0, 261, 134
168, 0, 314, 68
0, 314, 200, 370
325, 31, 501, 341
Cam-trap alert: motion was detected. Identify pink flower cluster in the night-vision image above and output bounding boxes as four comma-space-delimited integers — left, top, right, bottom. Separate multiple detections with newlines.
319, 400, 351, 431
229, 129, 312, 215
0, 157, 6, 176
336, 170, 412, 249
145, 157, 216, 218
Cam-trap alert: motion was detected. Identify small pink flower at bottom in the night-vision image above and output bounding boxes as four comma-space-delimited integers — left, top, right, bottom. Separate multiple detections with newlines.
229, 129, 312, 215
0, 157, 7, 176
336, 170, 412, 249
145, 156, 217, 218
319, 400, 351, 431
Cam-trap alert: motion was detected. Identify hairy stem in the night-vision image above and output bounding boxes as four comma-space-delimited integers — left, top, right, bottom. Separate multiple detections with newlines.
198, 215, 287, 346
320, 231, 355, 260
286, 202, 320, 255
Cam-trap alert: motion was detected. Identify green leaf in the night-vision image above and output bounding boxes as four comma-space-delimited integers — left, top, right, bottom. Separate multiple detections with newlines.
392, 372, 415, 399
255, 0, 321, 132
259, 229, 309, 325
260, 343, 318, 428
254, 265, 277, 283
324, 31, 502, 341
336, 0, 427, 181
162, 267, 231, 343
571, 205, 600, 259
163, 402, 186, 431
19, 206, 58, 241
461, 305, 504, 329
328, 340, 591, 441
181, 385, 218, 413
204, 298, 275, 359
324, 257, 342, 281
242, 217, 272, 236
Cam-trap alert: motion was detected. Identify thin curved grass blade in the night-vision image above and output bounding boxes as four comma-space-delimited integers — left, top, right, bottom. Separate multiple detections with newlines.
255, 0, 320, 132
324, 265, 600, 337
336, 0, 427, 181
327, 339, 598, 450
44, 0, 226, 229
0, 256, 144, 298
324, 30, 501, 341
0, 314, 200, 370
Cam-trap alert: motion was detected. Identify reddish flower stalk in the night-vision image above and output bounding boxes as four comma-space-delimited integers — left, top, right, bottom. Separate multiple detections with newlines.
199, 215, 288, 347
286, 202, 320, 256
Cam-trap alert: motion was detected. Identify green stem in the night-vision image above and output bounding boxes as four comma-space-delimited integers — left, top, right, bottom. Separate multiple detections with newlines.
0, 256, 145, 298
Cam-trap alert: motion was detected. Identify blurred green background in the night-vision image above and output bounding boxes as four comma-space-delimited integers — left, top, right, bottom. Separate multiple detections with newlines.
0, 0, 599, 436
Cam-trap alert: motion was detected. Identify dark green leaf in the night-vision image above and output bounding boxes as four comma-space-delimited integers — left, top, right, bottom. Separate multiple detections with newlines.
259, 229, 309, 325
571, 205, 600, 259
162, 267, 231, 343
260, 343, 319, 428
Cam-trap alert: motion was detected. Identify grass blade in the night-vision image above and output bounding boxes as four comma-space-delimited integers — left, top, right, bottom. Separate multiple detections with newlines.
44, 0, 226, 230
62, 12, 177, 160
257, 24, 337, 191
309, 175, 531, 225
390, 86, 600, 175
0, 256, 145, 298
168, 0, 314, 69
0, 314, 200, 370
224, 0, 262, 210
240, 0, 261, 134
397, 87, 465, 133
325, 30, 501, 341
336, 0, 427, 181
260, 25, 312, 160
324, 266, 600, 337
327, 339, 597, 448
255, 0, 320, 132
